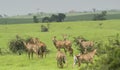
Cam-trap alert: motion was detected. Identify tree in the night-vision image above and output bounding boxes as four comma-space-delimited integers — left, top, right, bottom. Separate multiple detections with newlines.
0, 15, 3, 18
33, 16, 39, 23
93, 11, 107, 20
42, 13, 66, 23
57, 13, 66, 22
42, 17, 51, 23
101, 11, 107, 16
50, 14, 59, 22
50, 13, 66, 22
92, 8, 96, 13
4, 14, 8, 17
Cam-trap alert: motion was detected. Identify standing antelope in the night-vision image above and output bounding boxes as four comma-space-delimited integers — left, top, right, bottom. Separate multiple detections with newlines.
78, 39, 94, 53
73, 49, 97, 67
35, 38, 47, 58
52, 36, 67, 53
23, 37, 47, 59
23, 41, 40, 59
56, 50, 67, 68
62, 34, 73, 56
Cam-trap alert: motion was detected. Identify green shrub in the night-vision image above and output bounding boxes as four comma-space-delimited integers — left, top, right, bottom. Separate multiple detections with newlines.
8, 36, 26, 55
41, 25, 49, 32
93, 34, 120, 70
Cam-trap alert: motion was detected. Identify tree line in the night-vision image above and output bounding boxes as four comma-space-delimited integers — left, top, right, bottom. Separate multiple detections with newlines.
93, 11, 107, 20
33, 13, 66, 23
33, 11, 107, 23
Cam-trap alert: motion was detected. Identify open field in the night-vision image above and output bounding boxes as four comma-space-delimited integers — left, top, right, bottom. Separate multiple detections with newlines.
0, 20, 120, 70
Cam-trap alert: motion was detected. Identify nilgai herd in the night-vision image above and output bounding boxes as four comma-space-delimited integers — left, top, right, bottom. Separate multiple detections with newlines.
22, 35, 97, 68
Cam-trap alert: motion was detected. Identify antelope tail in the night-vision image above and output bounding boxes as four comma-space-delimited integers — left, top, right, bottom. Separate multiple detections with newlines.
73, 55, 78, 67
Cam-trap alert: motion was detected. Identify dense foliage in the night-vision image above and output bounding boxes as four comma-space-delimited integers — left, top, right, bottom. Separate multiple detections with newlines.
8, 36, 26, 55
42, 13, 66, 23
41, 25, 49, 32
94, 34, 120, 70
33, 16, 39, 23
93, 11, 107, 20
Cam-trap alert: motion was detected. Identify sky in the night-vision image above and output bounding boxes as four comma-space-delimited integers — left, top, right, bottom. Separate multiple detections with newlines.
0, 0, 120, 16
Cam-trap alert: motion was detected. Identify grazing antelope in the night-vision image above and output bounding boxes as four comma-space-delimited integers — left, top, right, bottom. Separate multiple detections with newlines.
73, 49, 97, 67
56, 50, 67, 68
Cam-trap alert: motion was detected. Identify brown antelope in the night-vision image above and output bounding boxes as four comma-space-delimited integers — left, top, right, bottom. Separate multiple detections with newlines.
23, 37, 47, 59
52, 36, 67, 53
63, 34, 73, 56
27, 37, 37, 44
73, 49, 97, 67
77, 38, 94, 53
23, 41, 40, 59
68, 47, 73, 56
56, 50, 67, 68
52, 35, 73, 56
35, 38, 47, 58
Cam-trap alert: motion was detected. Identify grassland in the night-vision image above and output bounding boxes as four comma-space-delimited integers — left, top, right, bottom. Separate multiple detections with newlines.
0, 20, 120, 70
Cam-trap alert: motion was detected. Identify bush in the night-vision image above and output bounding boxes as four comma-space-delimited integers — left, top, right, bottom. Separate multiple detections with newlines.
41, 25, 49, 32
8, 36, 26, 55
93, 34, 120, 70
42, 17, 51, 23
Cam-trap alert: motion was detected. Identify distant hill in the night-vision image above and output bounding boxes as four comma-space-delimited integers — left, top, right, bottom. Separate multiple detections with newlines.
0, 10, 120, 24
